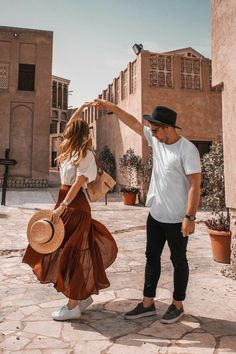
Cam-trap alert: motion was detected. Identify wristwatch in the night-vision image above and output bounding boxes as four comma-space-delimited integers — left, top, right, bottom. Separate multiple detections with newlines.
185, 214, 196, 221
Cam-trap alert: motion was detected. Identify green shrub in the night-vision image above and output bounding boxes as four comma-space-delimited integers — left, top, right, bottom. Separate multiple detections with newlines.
99, 145, 116, 179
201, 134, 230, 231
119, 148, 142, 193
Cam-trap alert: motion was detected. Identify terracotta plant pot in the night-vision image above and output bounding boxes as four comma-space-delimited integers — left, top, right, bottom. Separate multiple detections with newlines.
122, 192, 137, 205
207, 228, 231, 264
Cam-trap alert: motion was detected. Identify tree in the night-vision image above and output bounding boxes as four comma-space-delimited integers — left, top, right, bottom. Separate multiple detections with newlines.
119, 148, 142, 194
137, 151, 153, 188
136, 151, 153, 204
99, 145, 116, 205
201, 134, 230, 231
201, 135, 236, 276
99, 145, 116, 179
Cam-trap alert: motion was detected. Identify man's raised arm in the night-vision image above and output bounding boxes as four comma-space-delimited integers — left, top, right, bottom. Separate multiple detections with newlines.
92, 99, 144, 137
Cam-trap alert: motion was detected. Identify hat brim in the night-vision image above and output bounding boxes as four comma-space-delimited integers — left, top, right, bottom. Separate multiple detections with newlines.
143, 115, 182, 129
27, 210, 65, 254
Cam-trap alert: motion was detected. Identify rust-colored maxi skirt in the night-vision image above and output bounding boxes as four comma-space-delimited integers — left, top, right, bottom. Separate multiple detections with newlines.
22, 185, 118, 300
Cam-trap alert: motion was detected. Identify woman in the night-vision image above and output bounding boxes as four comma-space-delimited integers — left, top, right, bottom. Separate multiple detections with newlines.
22, 105, 118, 321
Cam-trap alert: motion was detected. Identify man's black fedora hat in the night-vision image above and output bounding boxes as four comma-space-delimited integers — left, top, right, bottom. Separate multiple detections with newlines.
143, 106, 181, 129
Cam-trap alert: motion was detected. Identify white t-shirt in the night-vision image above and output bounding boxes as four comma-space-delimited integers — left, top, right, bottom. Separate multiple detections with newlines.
59, 150, 97, 186
144, 126, 201, 223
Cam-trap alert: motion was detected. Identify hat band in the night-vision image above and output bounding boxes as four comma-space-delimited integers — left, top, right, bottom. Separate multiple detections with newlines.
42, 219, 55, 244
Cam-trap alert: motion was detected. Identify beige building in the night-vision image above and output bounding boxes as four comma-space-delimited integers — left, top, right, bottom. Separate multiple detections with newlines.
212, 0, 236, 275
0, 26, 53, 187
50, 75, 70, 168
84, 47, 222, 185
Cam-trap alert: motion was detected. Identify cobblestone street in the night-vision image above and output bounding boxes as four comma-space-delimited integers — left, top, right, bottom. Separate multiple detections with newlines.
0, 190, 235, 353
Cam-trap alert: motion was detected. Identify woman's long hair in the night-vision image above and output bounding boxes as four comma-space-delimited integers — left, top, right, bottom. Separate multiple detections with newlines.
56, 117, 92, 167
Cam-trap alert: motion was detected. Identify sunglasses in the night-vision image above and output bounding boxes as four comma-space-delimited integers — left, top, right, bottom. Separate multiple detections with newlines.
151, 126, 163, 134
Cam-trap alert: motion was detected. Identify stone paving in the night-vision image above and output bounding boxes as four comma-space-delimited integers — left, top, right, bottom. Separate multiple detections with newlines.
0, 190, 236, 353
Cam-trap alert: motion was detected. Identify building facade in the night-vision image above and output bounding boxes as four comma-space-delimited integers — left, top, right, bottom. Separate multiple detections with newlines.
0, 26, 53, 187
50, 75, 70, 168
83, 47, 222, 185
212, 0, 236, 275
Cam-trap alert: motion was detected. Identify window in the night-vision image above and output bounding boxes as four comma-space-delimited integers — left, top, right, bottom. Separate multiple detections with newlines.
63, 84, 68, 110
181, 58, 201, 90
108, 84, 113, 103
52, 81, 57, 108
191, 141, 212, 157
52, 110, 58, 119
18, 64, 35, 91
131, 61, 137, 93
60, 120, 67, 133
58, 83, 62, 108
0, 63, 9, 89
51, 151, 57, 167
87, 107, 90, 125
122, 70, 128, 99
149, 54, 173, 88
61, 112, 67, 121
115, 77, 120, 104
50, 120, 58, 134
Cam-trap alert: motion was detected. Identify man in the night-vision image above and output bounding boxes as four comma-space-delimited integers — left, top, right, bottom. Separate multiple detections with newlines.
91, 100, 201, 324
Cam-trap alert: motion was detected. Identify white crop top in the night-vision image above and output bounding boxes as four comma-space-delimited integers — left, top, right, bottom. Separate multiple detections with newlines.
59, 150, 97, 186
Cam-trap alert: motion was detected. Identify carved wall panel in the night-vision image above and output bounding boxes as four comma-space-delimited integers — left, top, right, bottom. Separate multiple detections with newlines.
149, 54, 173, 88
0, 63, 9, 89
181, 58, 201, 90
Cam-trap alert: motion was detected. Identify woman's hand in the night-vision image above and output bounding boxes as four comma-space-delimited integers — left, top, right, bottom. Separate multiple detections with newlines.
51, 205, 65, 223
76, 103, 90, 114
68, 103, 91, 123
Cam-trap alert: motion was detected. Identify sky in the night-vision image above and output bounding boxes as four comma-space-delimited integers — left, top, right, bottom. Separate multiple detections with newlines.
1, 0, 211, 108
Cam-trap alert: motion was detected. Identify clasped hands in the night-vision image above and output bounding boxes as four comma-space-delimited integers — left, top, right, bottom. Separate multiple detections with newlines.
75, 99, 113, 116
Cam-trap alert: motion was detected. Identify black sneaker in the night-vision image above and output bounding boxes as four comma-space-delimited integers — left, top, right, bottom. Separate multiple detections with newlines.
161, 304, 184, 324
124, 302, 157, 320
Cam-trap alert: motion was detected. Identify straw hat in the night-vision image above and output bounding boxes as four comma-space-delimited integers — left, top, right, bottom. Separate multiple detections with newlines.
27, 210, 65, 254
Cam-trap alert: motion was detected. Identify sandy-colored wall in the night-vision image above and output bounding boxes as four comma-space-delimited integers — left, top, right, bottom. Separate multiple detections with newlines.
0, 26, 53, 187
141, 51, 222, 142
95, 56, 143, 185
212, 0, 236, 208
92, 48, 222, 189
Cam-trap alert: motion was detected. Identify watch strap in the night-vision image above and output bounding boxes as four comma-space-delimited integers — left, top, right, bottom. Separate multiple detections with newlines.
185, 214, 196, 221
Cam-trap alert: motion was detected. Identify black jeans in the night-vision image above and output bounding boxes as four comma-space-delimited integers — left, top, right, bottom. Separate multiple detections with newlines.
143, 213, 189, 301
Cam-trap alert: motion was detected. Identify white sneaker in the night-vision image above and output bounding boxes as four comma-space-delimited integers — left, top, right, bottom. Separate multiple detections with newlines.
52, 305, 81, 321
79, 296, 93, 313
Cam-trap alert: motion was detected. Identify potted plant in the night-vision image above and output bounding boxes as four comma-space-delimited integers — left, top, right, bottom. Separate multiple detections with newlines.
201, 134, 231, 264
119, 148, 142, 205
99, 145, 116, 205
